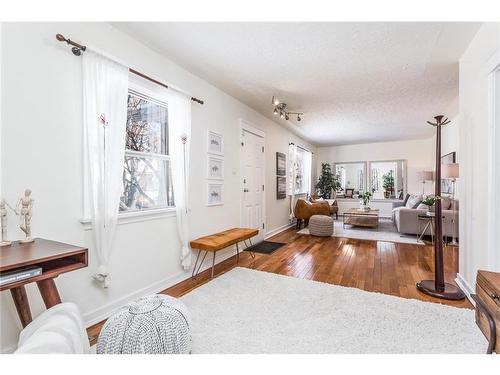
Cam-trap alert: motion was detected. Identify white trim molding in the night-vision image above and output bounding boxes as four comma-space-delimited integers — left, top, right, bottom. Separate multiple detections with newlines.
455, 273, 475, 306
487, 47, 500, 271
265, 223, 295, 239
80, 207, 176, 230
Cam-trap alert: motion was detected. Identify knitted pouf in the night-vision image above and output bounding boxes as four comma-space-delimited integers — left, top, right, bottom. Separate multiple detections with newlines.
309, 215, 334, 237
97, 294, 191, 354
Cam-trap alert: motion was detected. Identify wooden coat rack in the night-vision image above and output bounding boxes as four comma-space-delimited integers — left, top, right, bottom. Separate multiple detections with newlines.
416, 115, 465, 300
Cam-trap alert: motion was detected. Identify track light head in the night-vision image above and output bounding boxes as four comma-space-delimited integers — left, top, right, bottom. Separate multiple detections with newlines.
280, 112, 285, 119
273, 108, 278, 115
273, 97, 280, 106
297, 115, 301, 122
285, 113, 290, 120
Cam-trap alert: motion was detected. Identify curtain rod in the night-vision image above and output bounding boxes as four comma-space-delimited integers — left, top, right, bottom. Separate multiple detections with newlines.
56, 34, 204, 105
289, 142, 314, 155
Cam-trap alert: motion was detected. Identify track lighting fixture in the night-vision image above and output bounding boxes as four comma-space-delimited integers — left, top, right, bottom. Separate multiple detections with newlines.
271, 96, 304, 123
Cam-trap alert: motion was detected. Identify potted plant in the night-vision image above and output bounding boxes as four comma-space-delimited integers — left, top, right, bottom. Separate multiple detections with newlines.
315, 163, 340, 199
422, 196, 436, 212
359, 191, 372, 210
382, 170, 395, 199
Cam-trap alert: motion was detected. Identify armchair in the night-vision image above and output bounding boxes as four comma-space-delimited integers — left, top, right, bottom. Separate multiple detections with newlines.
310, 196, 338, 219
294, 198, 330, 229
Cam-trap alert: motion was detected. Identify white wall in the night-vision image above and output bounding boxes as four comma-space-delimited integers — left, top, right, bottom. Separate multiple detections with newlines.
316, 138, 435, 197
443, 116, 460, 199
457, 23, 500, 293
0, 22, 316, 352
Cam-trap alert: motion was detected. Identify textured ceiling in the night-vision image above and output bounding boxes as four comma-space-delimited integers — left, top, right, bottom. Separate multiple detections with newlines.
113, 22, 480, 146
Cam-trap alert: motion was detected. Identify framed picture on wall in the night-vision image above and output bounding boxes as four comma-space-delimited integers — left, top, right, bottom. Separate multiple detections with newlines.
441, 152, 456, 195
277, 176, 287, 199
276, 152, 286, 176
207, 156, 224, 180
207, 183, 224, 206
207, 130, 224, 155
441, 151, 456, 165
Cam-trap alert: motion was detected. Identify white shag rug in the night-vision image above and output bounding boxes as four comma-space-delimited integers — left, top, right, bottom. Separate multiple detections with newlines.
298, 218, 420, 245
181, 267, 486, 354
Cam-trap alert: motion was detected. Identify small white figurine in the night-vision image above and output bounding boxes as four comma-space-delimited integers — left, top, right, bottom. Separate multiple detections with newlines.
16, 189, 34, 243
0, 198, 12, 247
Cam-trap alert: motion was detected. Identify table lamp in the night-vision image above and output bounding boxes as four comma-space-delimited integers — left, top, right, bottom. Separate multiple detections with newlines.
416, 171, 434, 196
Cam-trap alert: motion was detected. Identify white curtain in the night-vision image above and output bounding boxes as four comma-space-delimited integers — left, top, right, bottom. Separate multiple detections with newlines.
167, 90, 192, 270
83, 50, 129, 288
289, 143, 297, 221
303, 148, 312, 195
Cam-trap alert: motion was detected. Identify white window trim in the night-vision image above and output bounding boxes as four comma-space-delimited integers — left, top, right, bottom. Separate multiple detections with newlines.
80, 207, 176, 230
80, 73, 174, 228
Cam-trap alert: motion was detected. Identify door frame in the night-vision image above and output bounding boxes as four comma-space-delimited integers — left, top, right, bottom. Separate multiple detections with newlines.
239, 119, 266, 238
487, 47, 500, 271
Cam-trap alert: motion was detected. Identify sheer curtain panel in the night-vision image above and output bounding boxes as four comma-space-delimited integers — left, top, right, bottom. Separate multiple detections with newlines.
167, 90, 192, 270
83, 50, 129, 287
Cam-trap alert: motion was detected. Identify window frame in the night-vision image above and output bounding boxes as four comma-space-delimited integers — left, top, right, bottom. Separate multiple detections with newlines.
121, 88, 174, 214
367, 159, 407, 200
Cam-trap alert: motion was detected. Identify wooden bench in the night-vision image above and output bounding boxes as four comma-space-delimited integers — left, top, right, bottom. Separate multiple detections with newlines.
189, 228, 259, 278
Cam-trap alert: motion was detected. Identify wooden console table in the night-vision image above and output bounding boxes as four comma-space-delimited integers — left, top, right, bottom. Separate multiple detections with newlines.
0, 238, 88, 327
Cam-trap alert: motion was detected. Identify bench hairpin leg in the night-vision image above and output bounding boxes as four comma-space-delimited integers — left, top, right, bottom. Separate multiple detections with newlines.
192, 249, 202, 277
248, 238, 255, 259
243, 240, 254, 259
192, 250, 208, 278
236, 242, 240, 262
211, 252, 216, 278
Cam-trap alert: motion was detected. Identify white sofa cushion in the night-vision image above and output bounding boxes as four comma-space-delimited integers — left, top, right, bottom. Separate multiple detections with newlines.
15, 302, 89, 354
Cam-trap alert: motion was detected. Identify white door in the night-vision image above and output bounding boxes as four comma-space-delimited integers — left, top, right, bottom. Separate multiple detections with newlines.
240, 129, 265, 243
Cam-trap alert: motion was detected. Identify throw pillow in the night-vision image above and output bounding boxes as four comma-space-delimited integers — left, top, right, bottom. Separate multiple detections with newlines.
416, 203, 428, 210
441, 197, 452, 210
406, 194, 422, 209
402, 194, 410, 206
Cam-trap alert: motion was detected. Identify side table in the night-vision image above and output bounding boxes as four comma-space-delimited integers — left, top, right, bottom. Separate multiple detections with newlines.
0, 238, 88, 327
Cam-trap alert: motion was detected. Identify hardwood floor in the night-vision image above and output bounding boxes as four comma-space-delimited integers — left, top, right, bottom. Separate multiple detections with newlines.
87, 228, 471, 345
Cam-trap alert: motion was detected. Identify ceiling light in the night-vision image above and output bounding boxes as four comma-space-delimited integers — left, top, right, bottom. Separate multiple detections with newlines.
270, 97, 303, 123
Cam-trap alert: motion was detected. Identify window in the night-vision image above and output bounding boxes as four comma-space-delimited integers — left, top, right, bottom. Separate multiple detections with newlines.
369, 160, 407, 200
288, 144, 312, 195
334, 162, 366, 195
120, 89, 174, 213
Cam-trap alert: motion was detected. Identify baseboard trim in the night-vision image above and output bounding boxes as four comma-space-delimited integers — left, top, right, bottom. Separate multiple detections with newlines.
455, 273, 475, 306
83, 246, 238, 327
265, 223, 295, 239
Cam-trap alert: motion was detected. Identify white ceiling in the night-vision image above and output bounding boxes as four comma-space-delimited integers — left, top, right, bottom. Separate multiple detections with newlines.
114, 22, 480, 146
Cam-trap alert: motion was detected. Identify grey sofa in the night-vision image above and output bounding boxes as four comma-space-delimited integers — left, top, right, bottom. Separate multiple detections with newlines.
392, 199, 459, 237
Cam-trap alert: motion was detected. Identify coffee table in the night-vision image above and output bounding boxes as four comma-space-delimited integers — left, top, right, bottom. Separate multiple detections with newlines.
343, 208, 380, 229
